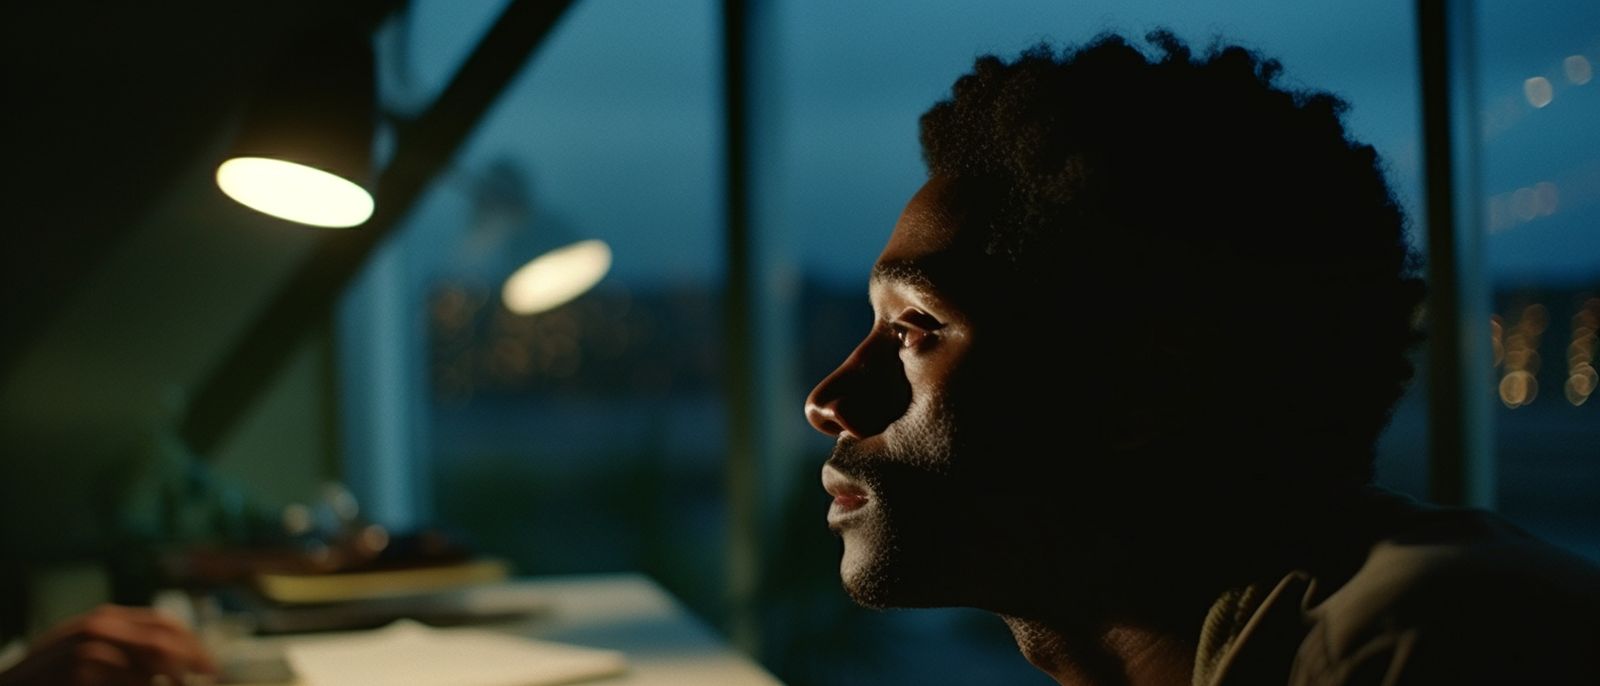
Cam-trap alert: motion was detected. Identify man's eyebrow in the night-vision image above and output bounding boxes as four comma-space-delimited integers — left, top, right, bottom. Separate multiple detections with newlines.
870, 259, 944, 296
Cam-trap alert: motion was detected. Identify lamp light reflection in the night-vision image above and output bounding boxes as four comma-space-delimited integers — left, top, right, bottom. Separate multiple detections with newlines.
502, 239, 613, 316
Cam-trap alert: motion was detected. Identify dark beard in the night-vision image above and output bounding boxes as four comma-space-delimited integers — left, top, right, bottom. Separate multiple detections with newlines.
821, 388, 1124, 616
822, 397, 975, 609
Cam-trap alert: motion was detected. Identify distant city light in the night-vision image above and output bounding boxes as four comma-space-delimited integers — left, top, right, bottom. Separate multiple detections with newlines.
1570, 339, 1594, 367
1566, 375, 1593, 406
1524, 76, 1554, 108
1571, 365, 1598, 391
1564, 55, 1593, 85
1499, 304, 1552, 409
1568, 304, 1600, 406
1500, 370, 1538, 408
1523, 303, 1549, 334
1508, 349, 1541, 375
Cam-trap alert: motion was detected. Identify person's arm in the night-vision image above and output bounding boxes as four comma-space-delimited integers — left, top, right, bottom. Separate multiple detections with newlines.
0, 604, 217, 686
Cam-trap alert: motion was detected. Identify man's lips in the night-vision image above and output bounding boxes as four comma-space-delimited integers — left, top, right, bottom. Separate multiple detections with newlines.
821, 464, 871, 512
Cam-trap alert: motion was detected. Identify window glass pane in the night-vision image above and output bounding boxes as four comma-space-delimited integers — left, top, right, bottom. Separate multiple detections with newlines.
375, 0, 510, 116
343, 0, 727, 619
1473, 0, 1600, 561
752, 3, 1425, 684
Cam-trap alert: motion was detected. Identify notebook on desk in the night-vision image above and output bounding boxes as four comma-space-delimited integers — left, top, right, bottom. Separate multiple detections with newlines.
284, 619, 628, 686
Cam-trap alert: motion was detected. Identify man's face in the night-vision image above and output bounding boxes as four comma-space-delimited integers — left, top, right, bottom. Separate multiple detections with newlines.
805, 176, 1077, 611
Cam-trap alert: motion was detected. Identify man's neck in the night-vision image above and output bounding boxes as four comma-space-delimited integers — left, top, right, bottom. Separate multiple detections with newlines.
1001, 615, 1197, 686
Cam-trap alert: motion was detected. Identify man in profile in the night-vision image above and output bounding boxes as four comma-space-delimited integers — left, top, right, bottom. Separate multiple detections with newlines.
804, 32, 1600, 685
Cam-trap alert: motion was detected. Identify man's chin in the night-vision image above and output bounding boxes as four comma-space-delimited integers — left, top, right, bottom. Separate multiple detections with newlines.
837, 534, 958, 610
837, 537, 892, 608
840, 566, 959, 610
840, 564, 914, 610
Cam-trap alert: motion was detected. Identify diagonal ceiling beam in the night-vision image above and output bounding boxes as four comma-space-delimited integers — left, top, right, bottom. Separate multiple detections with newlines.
183, 0, 575, 455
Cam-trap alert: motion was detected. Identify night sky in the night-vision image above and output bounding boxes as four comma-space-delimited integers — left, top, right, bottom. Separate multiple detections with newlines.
380, 0, 1598, 290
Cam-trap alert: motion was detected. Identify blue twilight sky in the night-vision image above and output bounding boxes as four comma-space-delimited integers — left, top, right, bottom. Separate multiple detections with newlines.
379, 0, 1599, 290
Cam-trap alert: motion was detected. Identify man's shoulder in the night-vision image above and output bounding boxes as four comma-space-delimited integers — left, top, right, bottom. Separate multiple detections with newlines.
1294, 493, 1600, 684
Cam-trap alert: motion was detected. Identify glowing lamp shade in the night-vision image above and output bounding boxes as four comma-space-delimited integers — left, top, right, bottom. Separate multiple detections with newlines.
216, 157, 374, 228
220, 25, 376, 228
502, 240, 612, 315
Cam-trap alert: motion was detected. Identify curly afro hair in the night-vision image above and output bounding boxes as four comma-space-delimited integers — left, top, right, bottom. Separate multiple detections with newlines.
919, 32, 1425, 495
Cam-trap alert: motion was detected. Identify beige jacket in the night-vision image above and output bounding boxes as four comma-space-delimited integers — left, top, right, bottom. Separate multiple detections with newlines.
1193, 491, 1600, 685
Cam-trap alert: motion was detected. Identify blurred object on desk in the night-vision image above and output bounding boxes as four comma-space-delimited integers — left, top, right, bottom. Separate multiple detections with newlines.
222, 578, 549, 635
254, 557, 508, 605
123, 465, 536, 634
222, 528, 527, 634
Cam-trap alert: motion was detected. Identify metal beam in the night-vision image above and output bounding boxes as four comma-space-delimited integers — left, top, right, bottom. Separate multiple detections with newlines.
183, 0, 574, 454
721, 0, 762, 656
1418, 0, 1495, 507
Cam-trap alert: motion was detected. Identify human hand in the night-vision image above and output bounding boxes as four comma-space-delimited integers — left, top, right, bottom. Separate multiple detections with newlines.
0, 604, 218, 686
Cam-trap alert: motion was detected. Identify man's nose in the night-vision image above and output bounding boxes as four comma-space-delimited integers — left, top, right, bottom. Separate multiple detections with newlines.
804, 337, 910, 439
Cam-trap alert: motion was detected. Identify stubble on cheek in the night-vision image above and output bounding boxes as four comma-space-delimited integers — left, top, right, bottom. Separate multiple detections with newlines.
825, 395, 964, 608
835, 507, 897, 607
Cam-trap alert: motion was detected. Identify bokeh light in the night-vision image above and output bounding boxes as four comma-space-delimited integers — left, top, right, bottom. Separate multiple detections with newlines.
1564, 54, 1593, 85
1500, 369, 1538, 408
1523, 76, 1555, 107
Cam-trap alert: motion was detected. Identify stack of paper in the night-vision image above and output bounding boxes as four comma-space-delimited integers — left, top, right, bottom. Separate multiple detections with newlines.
286, 620, 628, 686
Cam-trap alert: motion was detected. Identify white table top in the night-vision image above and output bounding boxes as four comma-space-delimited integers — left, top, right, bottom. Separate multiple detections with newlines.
230, 573, 782, 686
497, 574, 782, 686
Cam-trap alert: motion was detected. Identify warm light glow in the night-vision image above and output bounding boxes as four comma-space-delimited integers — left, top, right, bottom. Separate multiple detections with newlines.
1505, 349, 1541, 374
1567, 363, 1597, 406
358, 524, 390, 554
1567, 376, 1592, 406
1568, 304, 1598, 406
1572, 364, 1598, 390
1521, 304, 1549, 334
502, 239, 612, 315
1524, 76, 1554, 108
1565, 55, 1593, 85
1499, 370, 1537, 408
216, 157, 374, 228
1570, 339, 1594, 366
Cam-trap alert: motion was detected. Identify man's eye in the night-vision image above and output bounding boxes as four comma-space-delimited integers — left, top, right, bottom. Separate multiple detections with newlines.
889, 311, 942, 350
891, 324, 928, 349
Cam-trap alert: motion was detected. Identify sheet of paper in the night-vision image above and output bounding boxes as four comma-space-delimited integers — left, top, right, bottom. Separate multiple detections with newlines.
286, 620, 628, 686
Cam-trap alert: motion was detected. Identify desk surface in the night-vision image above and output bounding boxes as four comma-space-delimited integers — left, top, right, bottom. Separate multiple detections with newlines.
238, 574, 782, 686
501, 574, 781, 686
